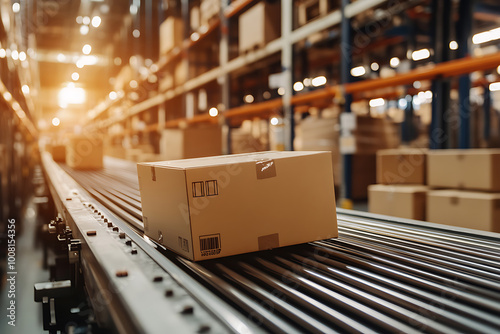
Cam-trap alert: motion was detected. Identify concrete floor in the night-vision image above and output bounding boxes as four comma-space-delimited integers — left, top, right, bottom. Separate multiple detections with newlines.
0, 199, 48, 334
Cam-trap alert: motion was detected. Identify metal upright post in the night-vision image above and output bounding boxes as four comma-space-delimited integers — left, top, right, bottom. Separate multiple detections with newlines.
484, 85, 491, 142
282, 0, 294, 151
340, 0, 353, 208
220, 1, 231, 154
429, 0, 451, 149
457, 0, 474, 149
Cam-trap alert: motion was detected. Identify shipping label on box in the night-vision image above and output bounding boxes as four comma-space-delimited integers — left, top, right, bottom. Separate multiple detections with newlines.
137, 151, 338, 260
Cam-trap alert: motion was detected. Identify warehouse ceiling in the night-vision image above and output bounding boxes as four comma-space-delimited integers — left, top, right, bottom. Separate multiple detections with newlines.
33, 0, 131, 125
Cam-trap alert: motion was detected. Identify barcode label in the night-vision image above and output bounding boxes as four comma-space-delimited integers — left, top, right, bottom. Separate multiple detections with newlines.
199, 234, 221, 257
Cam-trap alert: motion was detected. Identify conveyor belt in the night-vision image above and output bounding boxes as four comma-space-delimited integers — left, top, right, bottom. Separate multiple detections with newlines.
59, 157, 500, 333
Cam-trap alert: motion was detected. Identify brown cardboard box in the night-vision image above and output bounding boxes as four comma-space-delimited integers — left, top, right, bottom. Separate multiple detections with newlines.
200, 0, 220, 26
427, 190, 500, 232
66, 135, 103, 170
238, 2, 281, 54
354, 116, 400, 153
137, 151, 338, 260
159, 16, 184, 56
427, 149, 500, 191
377, 148, 427, 185
368, 184, 427, 221
161, 125, 222, 160
298, 0, 330, 26
174, 60, 188, 86
51, 145, 66, 162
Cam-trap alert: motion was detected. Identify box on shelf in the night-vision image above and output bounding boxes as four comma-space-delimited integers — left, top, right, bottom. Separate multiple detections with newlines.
294, 116, 341, 186
200, 0, 220, 27
427, 149, 500, 191
298, 0, 330, 26
238, 2, 281, 54
353, 116, 400, 153
368, 184, 427, 221
174, 60, 188, 86
160, 125, 222, 160
376, 148, 427, 185
231, 120, 269, 154
159, 16, 184, 56
51, 145, 66, 162
66, 135, 103, 170
426, 189, 500, 233
137, 151, 338, 261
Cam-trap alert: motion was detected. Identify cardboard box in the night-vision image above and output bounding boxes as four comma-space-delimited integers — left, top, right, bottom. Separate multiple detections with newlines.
368, 184, 427, 221
427, 190, 500, 232
298, 0, 330, 26
51, 145, 66, 162
137, 151, 338, 260
174, 60, 188, 86
200, 0, 220, 26
160, 125, 222, 160
66, 135, 103, 170
427, 149, 500, 191
377, 148, 427, 185
159, 16, 184, 56
239, 2, 281, 54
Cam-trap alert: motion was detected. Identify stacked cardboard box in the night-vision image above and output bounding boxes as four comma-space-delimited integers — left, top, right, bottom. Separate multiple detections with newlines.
159, 16, 184, 56
354, 116, 400, 154
200, 0, 220, 27
297, 0, 331, 26
160, 125, 222, 160
368, 148, 428, 220
238, 2, 281, 54
426, 149, 500, 232
231, 120, 269, 154
294, 116, 341, 187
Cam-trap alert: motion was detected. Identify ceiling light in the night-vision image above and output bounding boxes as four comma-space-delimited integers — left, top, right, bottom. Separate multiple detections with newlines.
350, 66, 366, 77
263, 91, 271, 99
3, 92, 12, 101
244, 94, 254, 103
58, 84, 86, 106
303, 78, 311, 87
369, 98, 385, 108
489, 82, 500, 91
80, 25, 89, 35
82, 16, 91, 25
0, 49, 5, 58
390, 57, 400, 68
293, 81, 304, 92
52, 117, 60, 127
11, 50, 18, 60
311, 76, 327, 87
57, 53, 65, 62
133, 29, 140, 38
270, 117, 279, 126
12, 3, 20, 13
21, 85, 29, 94
130, 4, 138, 15
71, 72, 79, 81
413, 81, 421, 89
473, 27, 500, 45
82, 44, 91, 55
411, 48, 430, 61
109, 91, 118, 100
114, 57, 122, 66
91, 16, 101, 28
209, 107, 218, 117
370, 62, 379, 71
398, 98, 407, 109
129, 80, 138, 89
449, 41, 458, 50
277, 87, 285, 95
18, 51, 26, 61
76, 16, 83, 24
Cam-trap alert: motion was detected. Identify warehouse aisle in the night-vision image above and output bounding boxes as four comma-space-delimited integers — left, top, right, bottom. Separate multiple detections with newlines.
0, 199, 47, 334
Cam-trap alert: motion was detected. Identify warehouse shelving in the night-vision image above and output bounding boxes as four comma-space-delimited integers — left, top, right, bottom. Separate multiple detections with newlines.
83, 0, 500, 202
